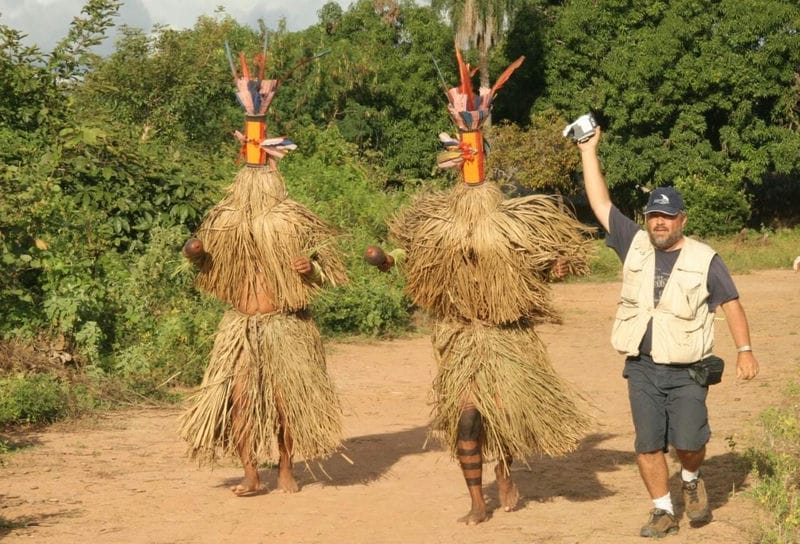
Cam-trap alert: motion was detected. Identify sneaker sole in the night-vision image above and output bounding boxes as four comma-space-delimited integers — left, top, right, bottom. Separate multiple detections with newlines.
686, 508, 710, 522
640, 526, 679, 538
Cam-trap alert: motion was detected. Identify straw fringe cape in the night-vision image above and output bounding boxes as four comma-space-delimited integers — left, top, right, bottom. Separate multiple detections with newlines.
192, 166, 347, 309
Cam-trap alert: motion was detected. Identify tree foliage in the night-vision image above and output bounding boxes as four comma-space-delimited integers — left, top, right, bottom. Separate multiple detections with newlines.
270, 0, 456, 181
76, 13, 254, 150
487, 108, 580, 194
1, 1, 230, 378
542, 0, 800, 233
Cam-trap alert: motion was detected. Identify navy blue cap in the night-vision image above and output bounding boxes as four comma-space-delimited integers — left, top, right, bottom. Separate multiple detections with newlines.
645, 187, 685, 216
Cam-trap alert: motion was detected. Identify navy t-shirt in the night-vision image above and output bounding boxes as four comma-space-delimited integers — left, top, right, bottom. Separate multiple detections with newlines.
605, 206, 738, 356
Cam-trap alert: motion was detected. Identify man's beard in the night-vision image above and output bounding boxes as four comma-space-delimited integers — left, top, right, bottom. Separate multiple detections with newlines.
649, 229, 683, 250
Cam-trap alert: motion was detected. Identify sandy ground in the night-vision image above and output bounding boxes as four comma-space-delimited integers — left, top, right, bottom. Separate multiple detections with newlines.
1, 269, 798, 544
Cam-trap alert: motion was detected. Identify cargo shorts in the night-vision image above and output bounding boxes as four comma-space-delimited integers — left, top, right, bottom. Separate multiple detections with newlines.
623, 355, 710, 453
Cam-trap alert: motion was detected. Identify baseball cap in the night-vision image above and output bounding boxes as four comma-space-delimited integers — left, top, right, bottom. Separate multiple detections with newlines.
644, 187, 685, 216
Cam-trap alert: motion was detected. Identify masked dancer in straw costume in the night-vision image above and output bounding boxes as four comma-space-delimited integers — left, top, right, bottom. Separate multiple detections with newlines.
179, 46, 347, 496
365, 47, 594, 524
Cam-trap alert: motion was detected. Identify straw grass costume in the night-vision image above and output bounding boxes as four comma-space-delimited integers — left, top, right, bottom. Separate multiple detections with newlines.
179, 50, 346, 490
390, 182, 594, 461
369, 47, 593, 522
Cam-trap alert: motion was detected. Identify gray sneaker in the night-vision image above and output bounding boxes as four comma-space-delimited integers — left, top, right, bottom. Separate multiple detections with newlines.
640, 508, 679, 538
682, 476, 710, 521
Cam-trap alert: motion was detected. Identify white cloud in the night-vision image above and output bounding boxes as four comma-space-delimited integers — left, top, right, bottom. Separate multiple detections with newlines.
1, 0, 79, 49
0, 0, 345, 53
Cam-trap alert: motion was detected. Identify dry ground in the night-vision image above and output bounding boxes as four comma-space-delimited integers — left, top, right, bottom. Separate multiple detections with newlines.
2, 269, 798, 543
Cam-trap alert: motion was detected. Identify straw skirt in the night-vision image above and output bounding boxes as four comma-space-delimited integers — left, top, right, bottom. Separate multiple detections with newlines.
179, 309, 342, 465
429, 318, 591, 463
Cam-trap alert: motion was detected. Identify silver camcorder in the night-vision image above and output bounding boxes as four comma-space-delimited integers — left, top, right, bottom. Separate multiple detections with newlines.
562, 113, 597, 143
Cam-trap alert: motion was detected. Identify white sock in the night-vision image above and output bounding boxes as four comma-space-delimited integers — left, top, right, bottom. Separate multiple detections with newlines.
653, 493, 674, 515
681, 468, 700, 482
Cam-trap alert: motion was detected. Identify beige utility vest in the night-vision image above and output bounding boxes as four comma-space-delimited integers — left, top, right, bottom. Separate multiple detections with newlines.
611, 231, 717, 364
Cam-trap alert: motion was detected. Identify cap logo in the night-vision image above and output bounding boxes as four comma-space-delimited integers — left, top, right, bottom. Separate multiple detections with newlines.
653, 194, 670, 205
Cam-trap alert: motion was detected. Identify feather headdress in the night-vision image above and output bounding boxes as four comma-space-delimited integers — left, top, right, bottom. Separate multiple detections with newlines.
436, 45, 524, 184
225, 41, 297, 166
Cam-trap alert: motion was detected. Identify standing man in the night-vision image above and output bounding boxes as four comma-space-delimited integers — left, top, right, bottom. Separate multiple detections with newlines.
576, 126, 759, 537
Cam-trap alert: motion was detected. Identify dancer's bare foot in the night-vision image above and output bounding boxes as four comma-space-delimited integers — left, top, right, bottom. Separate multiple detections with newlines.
277, 469, 299, 493
495, 464, 520, 512
230, 475, 261, 496
458, 507, 488, 525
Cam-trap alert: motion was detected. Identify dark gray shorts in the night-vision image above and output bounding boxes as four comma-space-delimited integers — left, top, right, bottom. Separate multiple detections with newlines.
623, 356, 710, 453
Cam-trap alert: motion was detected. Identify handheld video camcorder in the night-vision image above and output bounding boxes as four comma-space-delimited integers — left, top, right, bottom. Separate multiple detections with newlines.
562, 113, 597, 143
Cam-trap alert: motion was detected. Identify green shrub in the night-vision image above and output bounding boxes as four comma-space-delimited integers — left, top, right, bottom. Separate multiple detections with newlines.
0, 373, 69, 425
676, 174, 750, 237
108, 225, 222, 387
313, 274, 413, 337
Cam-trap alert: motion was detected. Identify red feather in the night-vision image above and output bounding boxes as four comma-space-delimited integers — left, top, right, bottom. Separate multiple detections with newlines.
455, 45, 473, 102
254, 53, 266, 81
491, 56, 525, 97
239, 52, 251, 80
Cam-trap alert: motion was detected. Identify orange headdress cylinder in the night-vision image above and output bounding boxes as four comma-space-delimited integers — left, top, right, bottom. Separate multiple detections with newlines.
436, 46, 524, 185
226, 42, 297, 167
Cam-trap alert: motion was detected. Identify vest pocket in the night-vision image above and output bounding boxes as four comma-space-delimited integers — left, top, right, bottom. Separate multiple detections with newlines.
619, 266, 644, 303
611, 305, 646, 353
668, 273, 704, 319
652, 315, 704, 363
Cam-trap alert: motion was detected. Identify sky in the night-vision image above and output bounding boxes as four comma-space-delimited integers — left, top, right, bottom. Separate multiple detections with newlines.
0, 0, 346, 52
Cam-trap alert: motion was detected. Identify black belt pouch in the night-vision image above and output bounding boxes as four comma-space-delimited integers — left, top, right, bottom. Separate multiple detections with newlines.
688, 355, 725, 386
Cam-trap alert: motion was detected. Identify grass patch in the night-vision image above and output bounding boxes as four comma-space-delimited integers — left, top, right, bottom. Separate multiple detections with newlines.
0, 516, 24, 530
579, 226, 800, 282
0, 373, 72, 426
703, 227, 800, 274
744, 381, 800, 543
584, 240, 621, 282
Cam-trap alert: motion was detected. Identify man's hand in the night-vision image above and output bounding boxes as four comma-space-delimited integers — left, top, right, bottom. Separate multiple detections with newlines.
736, 351, 759, 381
719, 298, 760, 381
576, 126, 601, 153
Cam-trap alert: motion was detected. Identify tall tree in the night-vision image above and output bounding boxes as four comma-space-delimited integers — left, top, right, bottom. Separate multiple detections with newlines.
432, 0, 517, 89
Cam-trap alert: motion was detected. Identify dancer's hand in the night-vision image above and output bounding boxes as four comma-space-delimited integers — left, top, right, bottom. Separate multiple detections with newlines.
292, 256, 313, 275
365, 245, 394, 272
550, 257, 569, 281
182, 238, 207, 267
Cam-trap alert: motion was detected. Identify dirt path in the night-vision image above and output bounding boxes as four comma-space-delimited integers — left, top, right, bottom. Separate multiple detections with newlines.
2, 269, 798, 543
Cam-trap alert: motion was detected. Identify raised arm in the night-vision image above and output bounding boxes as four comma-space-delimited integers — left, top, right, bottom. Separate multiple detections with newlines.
576, 127, 613, 232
